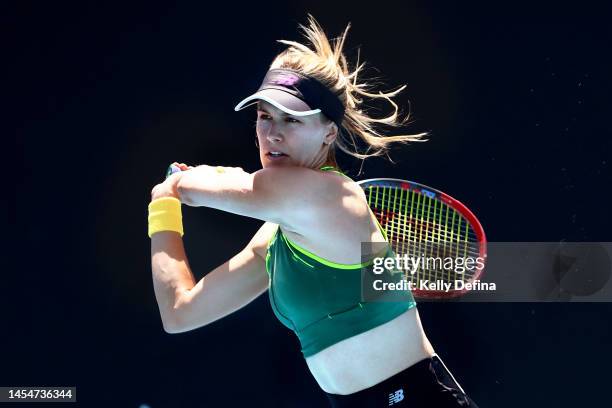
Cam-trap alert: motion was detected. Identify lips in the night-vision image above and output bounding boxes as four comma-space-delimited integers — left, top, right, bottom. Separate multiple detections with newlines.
266, 151, 289, 157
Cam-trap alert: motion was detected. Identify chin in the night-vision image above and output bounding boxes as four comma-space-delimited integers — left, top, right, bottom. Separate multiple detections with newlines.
262, 161, 289, 168
262, 157, 293, 168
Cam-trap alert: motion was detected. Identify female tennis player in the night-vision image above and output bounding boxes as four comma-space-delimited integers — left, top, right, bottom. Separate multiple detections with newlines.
148, 16, 479, 407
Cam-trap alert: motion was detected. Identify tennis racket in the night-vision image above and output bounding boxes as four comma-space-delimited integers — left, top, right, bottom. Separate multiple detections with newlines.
358, 178, 487, 299
166, 164, 183, 179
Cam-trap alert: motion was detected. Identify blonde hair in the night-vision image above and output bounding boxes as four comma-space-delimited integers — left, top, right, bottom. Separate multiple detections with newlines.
270, 15, 428, 169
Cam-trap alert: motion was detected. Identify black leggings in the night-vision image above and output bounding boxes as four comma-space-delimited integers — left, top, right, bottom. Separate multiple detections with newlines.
325, 355, 478, 407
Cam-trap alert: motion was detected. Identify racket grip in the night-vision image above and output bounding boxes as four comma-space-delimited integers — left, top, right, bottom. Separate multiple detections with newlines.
165, 164, 182, 179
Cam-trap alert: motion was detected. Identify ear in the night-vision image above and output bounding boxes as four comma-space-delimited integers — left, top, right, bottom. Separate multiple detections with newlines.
323, 122, 339, 145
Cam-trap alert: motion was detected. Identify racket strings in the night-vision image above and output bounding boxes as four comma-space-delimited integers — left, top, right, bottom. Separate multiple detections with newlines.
365, 185, 481, 286
376, 212, 479, 243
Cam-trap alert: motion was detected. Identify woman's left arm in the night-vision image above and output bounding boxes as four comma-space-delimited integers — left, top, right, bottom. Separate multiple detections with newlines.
165, 165, 336, 229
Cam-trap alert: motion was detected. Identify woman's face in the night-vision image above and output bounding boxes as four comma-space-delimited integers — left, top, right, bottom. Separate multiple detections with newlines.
256, 101, 336, 169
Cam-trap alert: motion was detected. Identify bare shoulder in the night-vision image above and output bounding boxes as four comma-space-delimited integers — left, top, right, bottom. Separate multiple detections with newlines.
246, 221, 279, 260
254, 166, 366, 224
274, 169, 382, 263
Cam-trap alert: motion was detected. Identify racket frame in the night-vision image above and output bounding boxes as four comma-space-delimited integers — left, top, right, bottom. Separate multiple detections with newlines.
358, 178, 487, 299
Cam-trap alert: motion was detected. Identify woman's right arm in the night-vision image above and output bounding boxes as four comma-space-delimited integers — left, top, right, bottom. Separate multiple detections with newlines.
151, 221, 276, 333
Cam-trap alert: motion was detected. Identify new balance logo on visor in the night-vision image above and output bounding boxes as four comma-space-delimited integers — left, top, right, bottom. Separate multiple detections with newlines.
270, 73, 299, 86
388, 389, 405, 406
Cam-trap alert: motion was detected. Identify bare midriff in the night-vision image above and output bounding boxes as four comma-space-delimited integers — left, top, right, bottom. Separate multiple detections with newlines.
305, 307, 435, 395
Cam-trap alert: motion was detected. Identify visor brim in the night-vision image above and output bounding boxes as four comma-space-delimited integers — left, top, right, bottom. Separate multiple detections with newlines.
234, 89, 321, 116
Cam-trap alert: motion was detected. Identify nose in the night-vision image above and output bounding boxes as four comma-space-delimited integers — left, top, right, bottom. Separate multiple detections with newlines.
264, 121, 283, 144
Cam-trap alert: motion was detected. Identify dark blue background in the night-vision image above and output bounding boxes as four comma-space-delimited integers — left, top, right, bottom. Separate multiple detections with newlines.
7, 1, 612, 406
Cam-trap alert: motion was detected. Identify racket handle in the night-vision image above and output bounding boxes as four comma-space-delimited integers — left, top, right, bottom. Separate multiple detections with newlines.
165, 164, 182, 179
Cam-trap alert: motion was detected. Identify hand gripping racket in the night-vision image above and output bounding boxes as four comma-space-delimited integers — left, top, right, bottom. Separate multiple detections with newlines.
358, 179, 487, 299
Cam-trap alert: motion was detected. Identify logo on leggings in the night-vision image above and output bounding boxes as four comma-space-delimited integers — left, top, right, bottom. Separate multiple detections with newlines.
388, 389, 404, 406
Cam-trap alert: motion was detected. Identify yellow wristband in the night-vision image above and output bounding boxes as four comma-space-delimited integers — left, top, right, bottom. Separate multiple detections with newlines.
148, 197, 184, 238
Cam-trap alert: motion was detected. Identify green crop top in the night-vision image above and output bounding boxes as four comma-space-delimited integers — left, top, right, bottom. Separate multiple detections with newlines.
265, 166, 417, 357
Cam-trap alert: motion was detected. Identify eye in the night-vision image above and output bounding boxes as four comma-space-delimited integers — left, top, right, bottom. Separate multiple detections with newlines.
257, 112, 272, 120
285, 117, 301, 124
